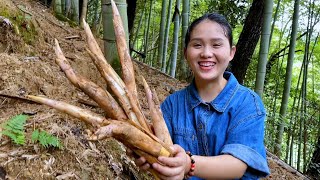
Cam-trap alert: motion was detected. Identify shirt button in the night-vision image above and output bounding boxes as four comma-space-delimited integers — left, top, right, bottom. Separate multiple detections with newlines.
198, 124, 203, 130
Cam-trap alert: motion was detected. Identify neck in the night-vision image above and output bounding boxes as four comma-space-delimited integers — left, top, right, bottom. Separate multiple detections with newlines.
195, 76, 227, 102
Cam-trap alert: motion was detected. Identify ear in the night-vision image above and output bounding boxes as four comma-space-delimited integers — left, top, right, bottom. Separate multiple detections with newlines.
184, 47, 187, 59
229, 46, 236, 61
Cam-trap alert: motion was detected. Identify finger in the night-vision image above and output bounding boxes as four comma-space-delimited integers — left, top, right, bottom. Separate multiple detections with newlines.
152, 162, 181, 177
126, 148, 133, 156
140, 162, 150, 171
158, 147, 186, 167
126, 148, 140, 160
135, 156, 147, 166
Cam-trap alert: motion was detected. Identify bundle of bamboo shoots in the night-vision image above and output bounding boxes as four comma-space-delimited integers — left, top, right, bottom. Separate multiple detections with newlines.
26, 0, 172, 179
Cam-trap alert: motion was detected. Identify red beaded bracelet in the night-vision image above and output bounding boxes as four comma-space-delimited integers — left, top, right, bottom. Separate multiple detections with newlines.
184, 151, 195, 179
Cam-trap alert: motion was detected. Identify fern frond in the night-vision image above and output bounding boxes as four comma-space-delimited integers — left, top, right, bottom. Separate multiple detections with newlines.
31, 130, 63, 149
31, 129, 39, 142
0, 114, 28, 145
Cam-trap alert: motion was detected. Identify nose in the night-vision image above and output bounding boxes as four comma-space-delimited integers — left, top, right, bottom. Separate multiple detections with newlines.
200, 46, 213, 58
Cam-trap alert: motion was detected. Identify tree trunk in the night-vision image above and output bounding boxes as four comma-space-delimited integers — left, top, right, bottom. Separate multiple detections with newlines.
131, 0, 146, 53
144, 0, 154, 61
230, 0, 264, 84
306, 135, 320, 178
178, 0, 190, 80
268, 0, 281, 47
65, 0, 71, 16
274, 0, 300, 157
285, 61, 303, 165
265, 32, 306, 84
267, 29, 289, 145
54, 0, 62, 15
157, 0, 168, 68
161, 0, 173, 73
91, 0, 101, 35
80, 0, 88, 27
169, 0, 181, 78
254, 0, 273, 97
127, 0, 137, 34
71, 0, 80, 24
101, 0, 129, 73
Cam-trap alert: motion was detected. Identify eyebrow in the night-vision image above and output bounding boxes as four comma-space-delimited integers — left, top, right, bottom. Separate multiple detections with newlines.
190, 37, 224, 42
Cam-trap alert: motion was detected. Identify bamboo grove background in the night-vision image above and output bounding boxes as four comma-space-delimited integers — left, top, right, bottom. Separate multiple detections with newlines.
43, 0, 320, 177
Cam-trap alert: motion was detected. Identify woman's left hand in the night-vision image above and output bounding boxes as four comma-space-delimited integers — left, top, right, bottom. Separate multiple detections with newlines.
152, 144, 191, 180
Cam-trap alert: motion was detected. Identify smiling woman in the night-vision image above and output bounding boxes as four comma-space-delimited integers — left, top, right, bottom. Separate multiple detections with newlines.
134, 13, 270, 180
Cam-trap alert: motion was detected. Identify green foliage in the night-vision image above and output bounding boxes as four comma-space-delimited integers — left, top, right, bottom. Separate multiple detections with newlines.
0, 114, 28, 145
207, 0, 249, 28
1, 114, 63, 149
31, 130, 63, 149
0, 4, 37, 45
54, 13, 78, 27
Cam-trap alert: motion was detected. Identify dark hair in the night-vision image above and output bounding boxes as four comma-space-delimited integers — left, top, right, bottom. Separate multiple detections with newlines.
184, 13, 233, 48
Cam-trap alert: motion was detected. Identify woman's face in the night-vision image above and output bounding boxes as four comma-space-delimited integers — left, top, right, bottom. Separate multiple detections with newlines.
184, 20, 236, 83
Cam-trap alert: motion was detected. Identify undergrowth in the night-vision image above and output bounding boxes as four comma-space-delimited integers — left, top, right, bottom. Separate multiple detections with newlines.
32, 129, 63, 149
0, 1, 37, 46
0, 114, 27, 145
0, 114, 63, 149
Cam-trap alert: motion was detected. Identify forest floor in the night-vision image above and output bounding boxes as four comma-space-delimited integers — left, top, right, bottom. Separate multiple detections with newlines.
0, 0, 311, 179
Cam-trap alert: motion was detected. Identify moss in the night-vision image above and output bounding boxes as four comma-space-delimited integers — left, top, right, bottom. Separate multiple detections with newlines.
14, 14, 37, 45
0, 5, 37, 46
110, 57, 123, 76
54, 13, 78, 27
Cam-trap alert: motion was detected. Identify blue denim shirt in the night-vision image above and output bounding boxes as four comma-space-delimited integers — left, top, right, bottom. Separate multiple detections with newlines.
160, 72, 270, 180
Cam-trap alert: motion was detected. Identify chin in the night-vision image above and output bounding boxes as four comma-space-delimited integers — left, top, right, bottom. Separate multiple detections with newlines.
195, 75, 217, 82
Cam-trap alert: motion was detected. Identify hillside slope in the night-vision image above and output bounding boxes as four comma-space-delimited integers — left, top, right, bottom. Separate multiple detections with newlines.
0, 0, 309, 179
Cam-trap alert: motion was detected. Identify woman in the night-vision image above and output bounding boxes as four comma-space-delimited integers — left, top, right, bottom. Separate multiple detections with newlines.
136, 13, 270, 180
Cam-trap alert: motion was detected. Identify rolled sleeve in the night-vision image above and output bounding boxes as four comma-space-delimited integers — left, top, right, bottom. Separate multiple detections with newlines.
221, 144, 269, 177
221, 112, 270, 177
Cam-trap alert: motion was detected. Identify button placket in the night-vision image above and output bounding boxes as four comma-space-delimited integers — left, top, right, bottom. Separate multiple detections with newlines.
202, 110, 210, 155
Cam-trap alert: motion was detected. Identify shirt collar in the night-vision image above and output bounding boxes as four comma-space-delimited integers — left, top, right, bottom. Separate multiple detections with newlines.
186, 80, 202, 111
187, 71, 239, 113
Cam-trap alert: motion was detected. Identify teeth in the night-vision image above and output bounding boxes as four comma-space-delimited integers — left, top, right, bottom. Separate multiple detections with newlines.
198, 62, 215, 67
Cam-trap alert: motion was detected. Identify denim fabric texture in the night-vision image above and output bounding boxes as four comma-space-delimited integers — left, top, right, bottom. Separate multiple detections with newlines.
160, 71, 270, 180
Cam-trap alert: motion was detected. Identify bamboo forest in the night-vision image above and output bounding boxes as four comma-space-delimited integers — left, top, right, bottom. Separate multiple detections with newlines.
0, 0, 319, 179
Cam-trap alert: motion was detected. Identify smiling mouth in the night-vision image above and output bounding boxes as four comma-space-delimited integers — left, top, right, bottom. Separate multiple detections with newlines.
198, 61, 216, 67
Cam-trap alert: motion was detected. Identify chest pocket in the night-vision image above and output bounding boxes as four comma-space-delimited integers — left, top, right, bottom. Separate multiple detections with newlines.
172, 128, 198, 153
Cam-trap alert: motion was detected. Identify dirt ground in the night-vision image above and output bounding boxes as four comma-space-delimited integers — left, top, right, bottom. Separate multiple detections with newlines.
0, 0, 311, 179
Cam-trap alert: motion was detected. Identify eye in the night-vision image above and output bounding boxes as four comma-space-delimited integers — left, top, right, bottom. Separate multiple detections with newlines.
193, 43, 202, 48
212, 43, 221, 47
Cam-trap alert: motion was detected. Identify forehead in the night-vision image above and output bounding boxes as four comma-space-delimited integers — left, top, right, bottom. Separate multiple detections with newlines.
190, 20, 227, 40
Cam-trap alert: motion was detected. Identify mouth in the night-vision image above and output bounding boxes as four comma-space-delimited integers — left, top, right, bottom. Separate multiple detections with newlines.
198, 61, 216, 67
